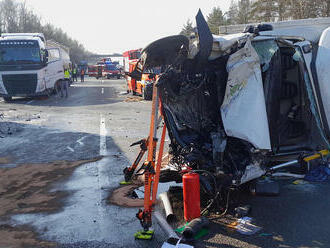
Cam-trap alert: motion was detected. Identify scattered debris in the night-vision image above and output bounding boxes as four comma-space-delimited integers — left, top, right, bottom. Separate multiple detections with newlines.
228, 217, 262, 235
304, 165, 330, 182
181, 216, 210, 240
292, 179, 308, 185
259, 232, 273, 237
234, 205, 251, 218
124, 96, 144, 102
160, 191, 176, 223
161, 237, 194, 248
250, 178, 280, 196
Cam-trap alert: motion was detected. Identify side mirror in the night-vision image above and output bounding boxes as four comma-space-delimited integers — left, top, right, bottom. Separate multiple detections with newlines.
43, 50, 49, 64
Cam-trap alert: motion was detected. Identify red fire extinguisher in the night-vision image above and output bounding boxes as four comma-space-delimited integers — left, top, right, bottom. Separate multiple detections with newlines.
183, 173, 201, 222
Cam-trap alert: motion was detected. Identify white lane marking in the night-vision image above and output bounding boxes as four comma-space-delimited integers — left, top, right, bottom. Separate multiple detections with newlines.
100, 115, 107, 156
67, 146, 74, 152
76, 136, 87, 146
101, 88, 104, 94
27, 100, 34, 104
101, 79, 104, 83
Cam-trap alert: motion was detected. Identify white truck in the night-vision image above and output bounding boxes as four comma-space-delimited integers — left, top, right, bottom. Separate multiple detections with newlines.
0, 33, 71, 102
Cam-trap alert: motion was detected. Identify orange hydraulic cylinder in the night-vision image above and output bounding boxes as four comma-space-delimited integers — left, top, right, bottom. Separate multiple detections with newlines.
183, 173, 201, 222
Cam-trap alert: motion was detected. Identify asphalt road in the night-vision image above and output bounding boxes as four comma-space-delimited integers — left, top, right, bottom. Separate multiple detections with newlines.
0, 77, 330, 248
0, 77, 166, 248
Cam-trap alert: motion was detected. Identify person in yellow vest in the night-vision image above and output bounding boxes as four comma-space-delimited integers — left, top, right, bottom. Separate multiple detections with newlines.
73, 66, 78, 82
62, 68, 70, 98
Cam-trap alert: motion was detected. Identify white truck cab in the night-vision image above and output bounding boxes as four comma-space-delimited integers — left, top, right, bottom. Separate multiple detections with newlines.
0, 33, 71, 101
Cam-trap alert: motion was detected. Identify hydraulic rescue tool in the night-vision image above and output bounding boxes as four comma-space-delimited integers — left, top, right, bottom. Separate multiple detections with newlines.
122, 83, 167, 240
120, 138, 148, 185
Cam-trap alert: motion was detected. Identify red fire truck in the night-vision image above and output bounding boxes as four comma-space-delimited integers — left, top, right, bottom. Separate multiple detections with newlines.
88, 64, 105, 79
123, 49, 141, 94
88, 65, 98, 78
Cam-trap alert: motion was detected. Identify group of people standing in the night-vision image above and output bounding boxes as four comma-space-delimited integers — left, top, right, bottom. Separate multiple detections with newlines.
65, 66, 85, 83
60, 65, 86, 98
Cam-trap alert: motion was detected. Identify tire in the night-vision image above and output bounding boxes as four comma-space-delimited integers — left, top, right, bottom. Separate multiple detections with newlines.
3, 96, 12, 102
117, 75, 120, 79
144, 85, 152, 100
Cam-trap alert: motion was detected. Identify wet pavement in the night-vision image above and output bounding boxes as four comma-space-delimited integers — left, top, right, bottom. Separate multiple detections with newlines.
12, 156, 165, 247
0, 78, 166, 247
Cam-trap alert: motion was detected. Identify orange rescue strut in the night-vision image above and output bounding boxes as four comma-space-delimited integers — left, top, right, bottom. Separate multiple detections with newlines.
122, 83, 166, 239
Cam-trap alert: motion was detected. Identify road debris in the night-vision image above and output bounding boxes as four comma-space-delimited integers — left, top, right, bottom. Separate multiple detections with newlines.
227, 217, 262, 236
124, 96, 144, 102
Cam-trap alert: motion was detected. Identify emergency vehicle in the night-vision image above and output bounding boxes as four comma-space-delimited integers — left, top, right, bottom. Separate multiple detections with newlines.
122, 49, 141, 94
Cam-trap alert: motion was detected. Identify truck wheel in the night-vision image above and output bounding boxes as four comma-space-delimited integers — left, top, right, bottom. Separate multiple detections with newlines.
143, 85, 152, 100
3, 96, 12, 102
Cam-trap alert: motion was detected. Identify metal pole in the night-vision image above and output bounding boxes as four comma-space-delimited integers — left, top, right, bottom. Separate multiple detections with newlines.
269, 160, 299, 171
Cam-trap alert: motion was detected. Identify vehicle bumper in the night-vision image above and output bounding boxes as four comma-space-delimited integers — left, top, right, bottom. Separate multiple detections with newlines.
0, 90, 48, 97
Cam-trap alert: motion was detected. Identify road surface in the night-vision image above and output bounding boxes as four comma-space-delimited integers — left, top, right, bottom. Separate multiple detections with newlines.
0, 77, 166, 248
0, 77, 329, 248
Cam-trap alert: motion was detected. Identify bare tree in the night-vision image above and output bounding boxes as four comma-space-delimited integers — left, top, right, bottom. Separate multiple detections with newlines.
1, 0, 19, 32
237, 0, 252, 24
227, 0, 239, 24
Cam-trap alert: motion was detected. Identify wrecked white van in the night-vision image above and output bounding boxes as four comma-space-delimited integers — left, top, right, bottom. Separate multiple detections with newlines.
131, 11, 330, 192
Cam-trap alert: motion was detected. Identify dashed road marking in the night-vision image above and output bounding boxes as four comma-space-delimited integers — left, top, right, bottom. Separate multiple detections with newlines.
67, 146, 74, 152
26, 100, 34, 104
101, 88, 104, 94
76, 136, 87, 146
100, 115, 107, 156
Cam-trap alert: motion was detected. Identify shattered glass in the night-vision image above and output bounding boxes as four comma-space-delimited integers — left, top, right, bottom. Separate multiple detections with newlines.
252, 39, 279, 72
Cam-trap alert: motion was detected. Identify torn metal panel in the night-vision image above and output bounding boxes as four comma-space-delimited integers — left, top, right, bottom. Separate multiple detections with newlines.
131, 35, 189, 80
210, 33, 251, 60
221, 39, 271, 150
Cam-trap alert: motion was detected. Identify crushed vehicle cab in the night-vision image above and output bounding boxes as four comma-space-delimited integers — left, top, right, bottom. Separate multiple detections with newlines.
131, 11, 330, 188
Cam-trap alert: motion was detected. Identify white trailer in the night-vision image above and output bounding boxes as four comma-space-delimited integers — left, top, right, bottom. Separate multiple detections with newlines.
0, 33, 71, 101
220, 17, 330, 40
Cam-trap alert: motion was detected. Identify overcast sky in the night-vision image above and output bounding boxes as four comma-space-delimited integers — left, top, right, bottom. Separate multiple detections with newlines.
20, 0, 231, 54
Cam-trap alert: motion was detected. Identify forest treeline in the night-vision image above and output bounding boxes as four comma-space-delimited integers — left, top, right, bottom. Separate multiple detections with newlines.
181, 0, 330, 36
0, 0, 90, 63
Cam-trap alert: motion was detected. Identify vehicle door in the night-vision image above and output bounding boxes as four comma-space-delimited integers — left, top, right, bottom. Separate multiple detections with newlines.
45, 48, 63, 89
314, 27, 330, 137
